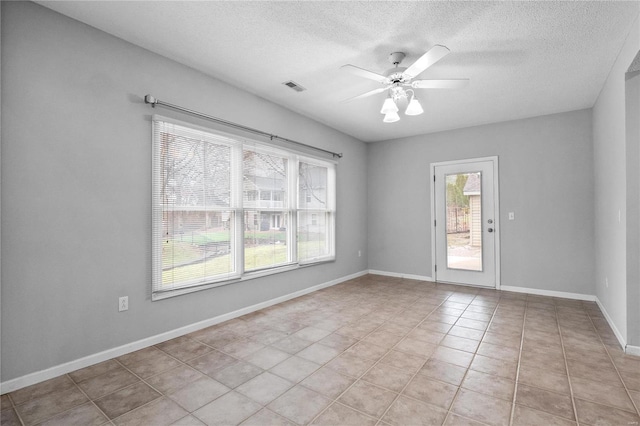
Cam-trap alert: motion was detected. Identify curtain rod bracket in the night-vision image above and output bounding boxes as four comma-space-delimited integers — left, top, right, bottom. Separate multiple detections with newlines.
143, 94, 342, 159
144, 94, 157, 107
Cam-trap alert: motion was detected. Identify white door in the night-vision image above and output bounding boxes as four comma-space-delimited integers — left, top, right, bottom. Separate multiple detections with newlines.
432, 157, 500, 288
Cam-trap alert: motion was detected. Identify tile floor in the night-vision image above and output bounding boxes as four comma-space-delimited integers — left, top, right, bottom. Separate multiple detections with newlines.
2, 274, 640, 426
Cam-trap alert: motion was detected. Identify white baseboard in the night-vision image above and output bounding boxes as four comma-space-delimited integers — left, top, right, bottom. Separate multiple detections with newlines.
595, 297, 627, 352
0, 270, 368, 394
368, 269, 434, 282
625, 345, 640, 356
501, 285, 596, 301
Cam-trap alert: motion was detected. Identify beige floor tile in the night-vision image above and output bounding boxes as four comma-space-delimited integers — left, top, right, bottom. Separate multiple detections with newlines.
338, 380, 397, 419
629, 389, 640, 408
426, 313, 460, 325
325, 352, 376, 378
167, 376, 229, 412
620, 368, 640, 392
68, 360, 121, 383
406, 328, 446, 344
240, 408, 297, 426
570, 376, 636, 412
146, 364, 204, 394
235, 372, 292, 405
361, 330, 403, 349
566, 358, 623, 386
461, 369, 515, 401
37, 402, 108, 426
379, 350, 426, 373
476, 341, 519, 362
455, 318, 489, 331
271, 335, 314, 354
247, 329, 290, 346
440, 335, 480, 353
448, 325, 486, 342
470, 354, 518, 380
419, 320, 454, 334
515, 384, 575, 420
270, 356, 320, 383
113, 397, 188, 426
297, 342, 342, 364
383, 395, 448, 426
292, 326, 333, 342
442, 412, 487, 425
209, 360, 263, 388
15, 385, 88, 425
318, 333, 358, 351
243, 346, 290, 369
451, 388, 512, 426
1, 395, 12, 411
186, 350, 238, 376
192, 391, 261, 426
336, 322, 380, 339
403, 374, 458, 409
574, 397, 640, 425
221, 339, 265, 359
155, 337, 213, 362
311, 402, 377, 426
395, 337, 438, 358
345, 341, 388, 361
301, 366, 355, 399
268, 385, 331, 424
431, 346, 475, 368
419, 358, 468, 386
378, 322, 413, 336
512, 405, 577, 426
170, 414, 206, 425
10, 375, 75, 405
362, 363, 413, 393
77, 367, 139, 399
1, 408, 22, 426
94, 382, 160, 420
517, 364, 570, 394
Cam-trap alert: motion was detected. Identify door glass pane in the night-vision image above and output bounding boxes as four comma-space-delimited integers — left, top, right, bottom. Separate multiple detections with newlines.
445, 172, 482, 271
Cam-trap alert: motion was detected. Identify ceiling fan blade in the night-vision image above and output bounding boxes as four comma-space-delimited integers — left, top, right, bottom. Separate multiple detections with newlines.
411, 79, 469, 89
403, 45, 451, 79
340, 64, 389, 84
341, 87, 389, 103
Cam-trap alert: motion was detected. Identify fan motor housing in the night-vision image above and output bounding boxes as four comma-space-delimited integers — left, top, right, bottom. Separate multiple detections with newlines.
388, 52, 406, 65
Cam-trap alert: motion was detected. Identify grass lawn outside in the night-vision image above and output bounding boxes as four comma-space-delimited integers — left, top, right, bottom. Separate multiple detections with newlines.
162, 240, 328, 287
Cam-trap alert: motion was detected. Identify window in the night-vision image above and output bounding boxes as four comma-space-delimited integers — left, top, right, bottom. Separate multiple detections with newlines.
152, 118, 336, 299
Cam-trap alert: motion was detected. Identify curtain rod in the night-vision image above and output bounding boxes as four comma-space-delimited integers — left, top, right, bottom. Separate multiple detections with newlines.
144, 95, 343, 159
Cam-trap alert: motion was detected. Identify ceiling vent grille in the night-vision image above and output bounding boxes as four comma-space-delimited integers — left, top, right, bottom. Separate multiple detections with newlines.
283, 81, 306, 92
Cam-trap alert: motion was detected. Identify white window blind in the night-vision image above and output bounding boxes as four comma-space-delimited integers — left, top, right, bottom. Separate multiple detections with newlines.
152, 118, 336, 298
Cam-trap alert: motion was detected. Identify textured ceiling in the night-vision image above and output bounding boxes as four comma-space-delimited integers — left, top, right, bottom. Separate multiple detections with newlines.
38, 1, 639, 142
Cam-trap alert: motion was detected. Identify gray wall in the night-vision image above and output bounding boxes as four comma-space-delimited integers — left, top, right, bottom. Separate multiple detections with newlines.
592, 13, 639, 346
367, 109, 595, 295
626, 70, 640, 347
1, 2, 368, 381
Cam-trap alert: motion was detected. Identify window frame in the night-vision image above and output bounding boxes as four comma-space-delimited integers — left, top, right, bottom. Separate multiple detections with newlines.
152, 116, 336, 301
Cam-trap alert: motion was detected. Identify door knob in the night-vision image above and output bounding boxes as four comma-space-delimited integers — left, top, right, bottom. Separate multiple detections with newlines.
488, 228, 494, 233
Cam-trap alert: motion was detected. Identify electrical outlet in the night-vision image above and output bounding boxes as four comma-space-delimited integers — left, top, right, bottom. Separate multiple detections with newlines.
508, 212, 515, 220
119, 296, 129, 312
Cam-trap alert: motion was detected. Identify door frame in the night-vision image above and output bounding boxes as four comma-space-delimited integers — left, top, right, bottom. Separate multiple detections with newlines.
430, 156, 501, 289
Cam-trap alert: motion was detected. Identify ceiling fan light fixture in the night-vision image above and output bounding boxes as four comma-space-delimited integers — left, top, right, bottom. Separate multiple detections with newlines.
405, 96, 424, 116
380, 97, 398, 114
383, 111, 400, 123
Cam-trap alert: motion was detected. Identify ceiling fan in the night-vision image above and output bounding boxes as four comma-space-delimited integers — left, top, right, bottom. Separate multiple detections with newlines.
341, 45, 469, 122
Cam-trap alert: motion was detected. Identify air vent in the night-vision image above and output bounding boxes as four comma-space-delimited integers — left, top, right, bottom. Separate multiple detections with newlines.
282, 80, 306, 92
